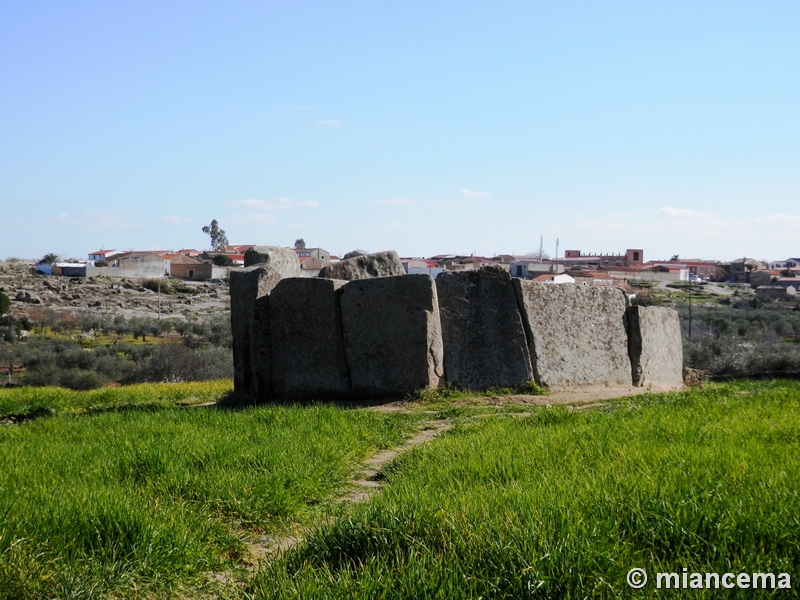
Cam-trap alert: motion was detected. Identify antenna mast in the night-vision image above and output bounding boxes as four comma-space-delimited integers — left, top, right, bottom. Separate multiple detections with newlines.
538, 235, 544, 262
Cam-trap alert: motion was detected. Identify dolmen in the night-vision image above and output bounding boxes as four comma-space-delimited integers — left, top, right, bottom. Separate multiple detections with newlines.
230, 251, 684, 401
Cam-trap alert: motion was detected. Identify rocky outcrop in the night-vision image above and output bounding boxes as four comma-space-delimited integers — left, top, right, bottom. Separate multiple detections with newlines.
14, 291, 41, 304
340, 274, 444, 398
627, 305, 684, 388
436, 266, 533, 390
243, 245, 302, 271
513, 281, 632, 389
269, 278, 351, 400
318, 251, 405, 281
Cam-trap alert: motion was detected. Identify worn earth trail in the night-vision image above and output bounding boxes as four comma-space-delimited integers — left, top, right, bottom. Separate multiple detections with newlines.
245, 418, 452, 563
202, 417, 452, 591
201, 388, 650, 593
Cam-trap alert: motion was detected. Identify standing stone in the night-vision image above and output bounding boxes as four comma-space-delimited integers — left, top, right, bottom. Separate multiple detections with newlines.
512, 281, 632, 389
340, 274, 444, 398
436, 266, 533, 390
269, 278, 351, 400
319, 251, 405, 280
627, 305, 684, 388
229, 251, 300, 399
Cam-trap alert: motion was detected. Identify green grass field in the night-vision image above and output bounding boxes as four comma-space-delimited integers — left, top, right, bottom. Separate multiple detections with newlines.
0, 391, 419, 599
1, 380, 798, 598
250, 381, 800, 599
0, 380, 233, 420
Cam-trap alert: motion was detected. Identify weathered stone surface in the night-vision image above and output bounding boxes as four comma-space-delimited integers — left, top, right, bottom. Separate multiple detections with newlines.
627, 305, 684, 388
436, 266, 533, 390
513, 281, 632, 389
14, 291, 41, 304
340, 274, 444, 398
229, 263, 294, 398
269, 278, 350, 400
318, 251, 405, 281
243, 245, 301, 272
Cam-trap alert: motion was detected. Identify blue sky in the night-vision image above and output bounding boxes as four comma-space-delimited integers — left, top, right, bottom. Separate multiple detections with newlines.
1, 1, 798, 261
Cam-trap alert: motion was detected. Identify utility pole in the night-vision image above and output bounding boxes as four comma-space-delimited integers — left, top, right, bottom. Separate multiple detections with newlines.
688, 276, 693, 339
538, 235, 544, 262
555, 238, 559, 260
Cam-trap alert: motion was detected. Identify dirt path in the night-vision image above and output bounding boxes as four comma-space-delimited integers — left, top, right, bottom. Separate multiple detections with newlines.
346, 419, 451, 503
230, 418, 452, 572
202, 386, 643, 591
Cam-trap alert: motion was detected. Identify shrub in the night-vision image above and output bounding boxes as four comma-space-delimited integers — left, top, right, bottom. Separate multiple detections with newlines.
211, 254, 234, 266
0, 292, 10, 316
58, 369, 105, 391
142, 279, 174, 295
170, 280, 200, 295
679, 302, 800, 376
125, 344, 233, 384
631, 293, 662, 307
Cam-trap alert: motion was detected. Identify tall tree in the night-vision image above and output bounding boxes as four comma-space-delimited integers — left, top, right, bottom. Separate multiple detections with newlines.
294, 238, 306, 249
202, 220, 229, 251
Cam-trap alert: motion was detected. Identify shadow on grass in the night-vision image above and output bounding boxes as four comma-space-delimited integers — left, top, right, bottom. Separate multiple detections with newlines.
212, 389, 412, 411
0, 406, 55, 424
212, 380, 548, 412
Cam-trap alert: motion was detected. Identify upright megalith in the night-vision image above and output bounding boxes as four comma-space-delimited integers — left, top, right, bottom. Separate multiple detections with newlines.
269, 278, 351, 400
229, 248, 301, 399
436, 266, 533, 390
627, 305, 684, 388
340, 274, 444, 398
512, 281, 632, 389
319, 251, 405, 281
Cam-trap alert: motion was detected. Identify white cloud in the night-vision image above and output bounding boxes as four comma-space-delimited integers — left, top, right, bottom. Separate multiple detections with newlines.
657, 207, 716, 219
160, 215, 193, 225
316, 120, 340, 127
561, 208, 800, 260
371, 198, 414, 206
230, 197, 319, 211
460, 188, 492, 198
753, 213, 800, 226
426, 200, 464, 208
231, 213, 278, 225
58, 210, 138, 232
576, 219, 626, 232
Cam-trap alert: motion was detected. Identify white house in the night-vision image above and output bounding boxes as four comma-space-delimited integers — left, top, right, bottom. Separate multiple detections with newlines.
532, 273, 576, 284
769, 258, 800, 270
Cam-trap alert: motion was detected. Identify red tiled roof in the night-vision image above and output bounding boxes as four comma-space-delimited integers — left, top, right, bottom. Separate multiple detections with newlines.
164, 254, 201, 264
221, 244, 255, 253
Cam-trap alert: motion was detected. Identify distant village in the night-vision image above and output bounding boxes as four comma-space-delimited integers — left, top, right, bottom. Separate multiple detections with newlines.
33, 245, 800, 303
